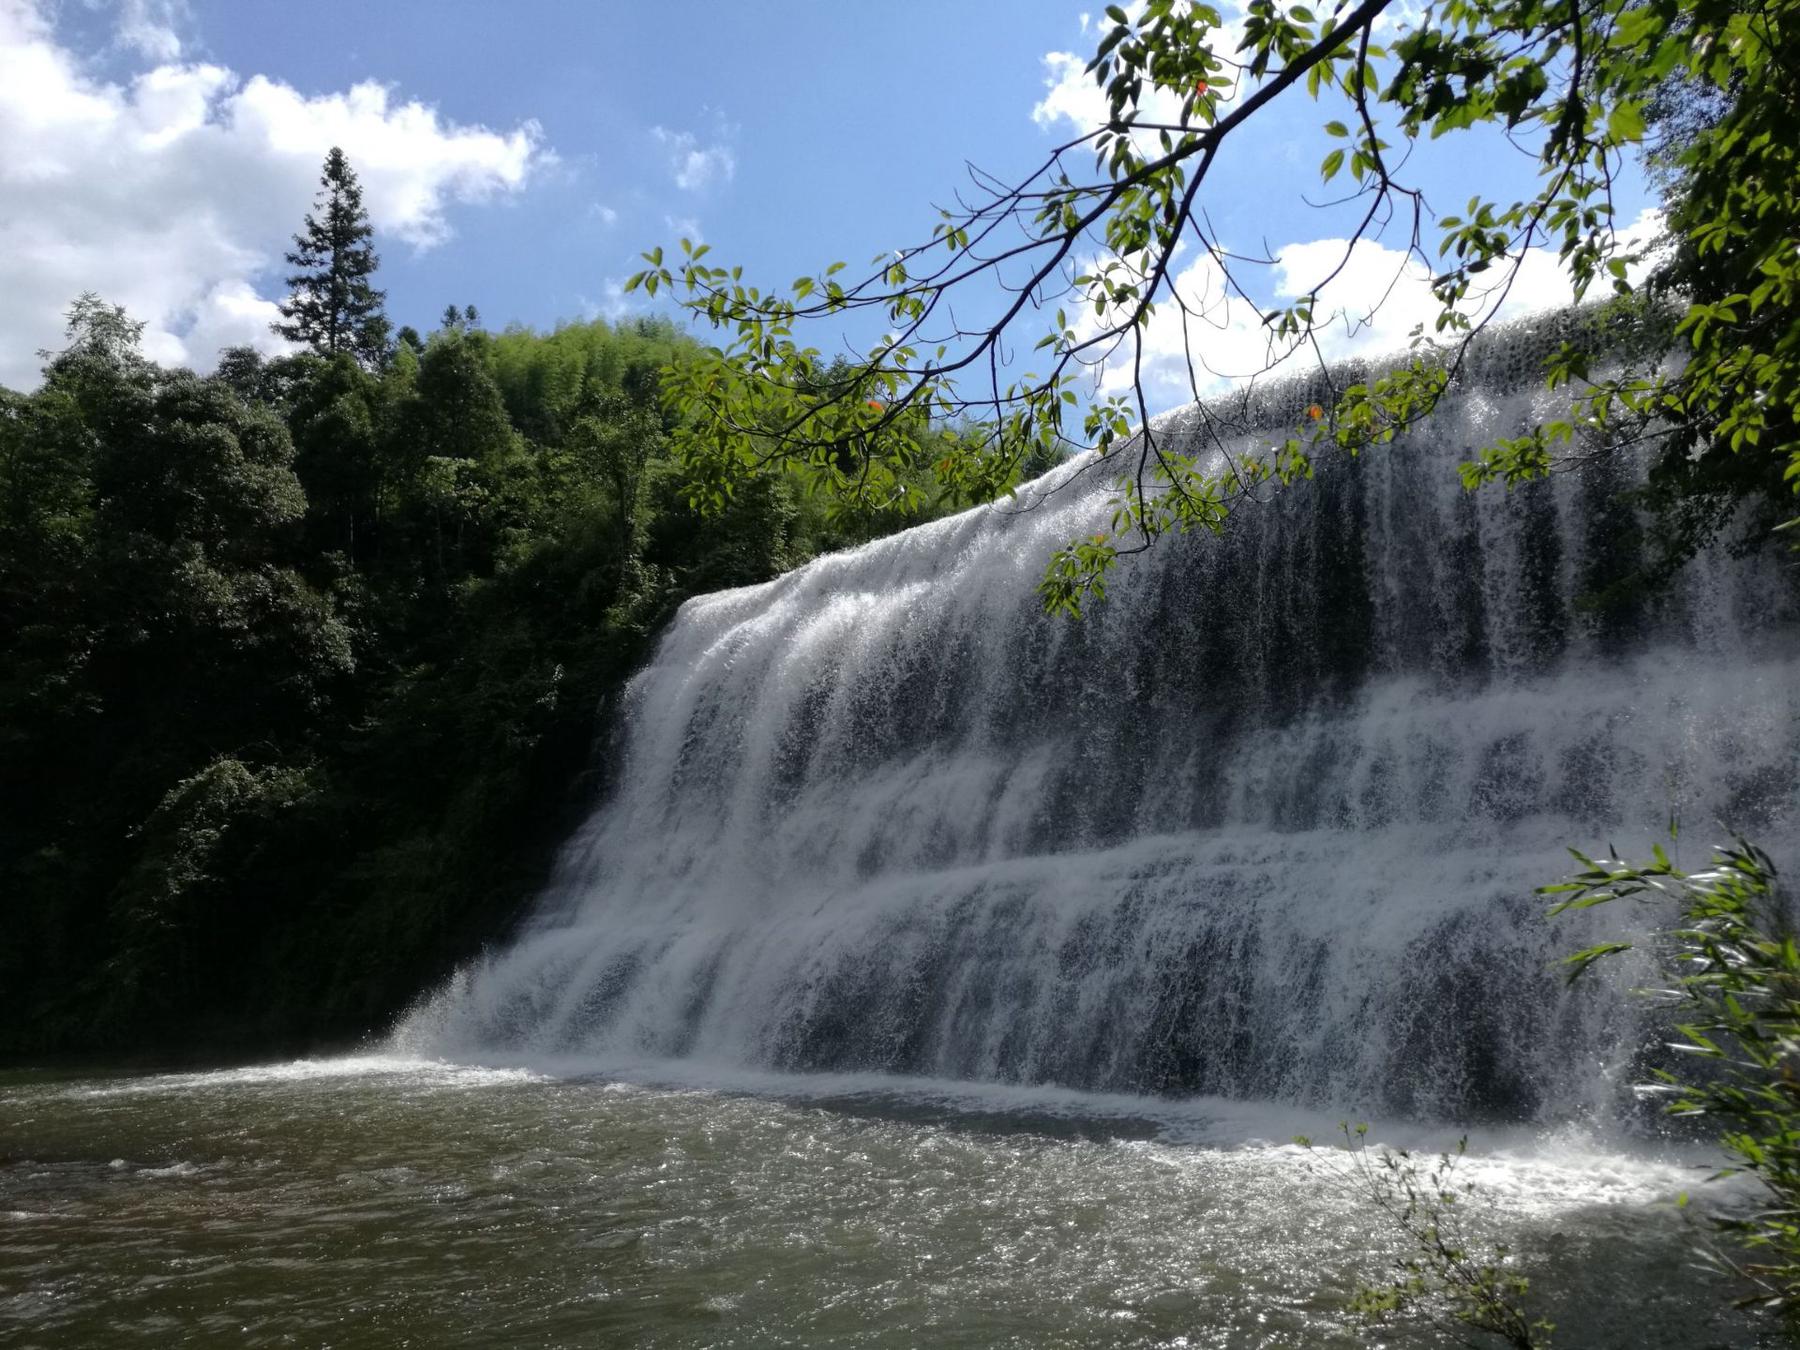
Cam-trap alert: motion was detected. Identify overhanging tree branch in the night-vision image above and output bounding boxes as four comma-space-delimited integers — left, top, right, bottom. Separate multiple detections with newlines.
628, 0, 1800, 615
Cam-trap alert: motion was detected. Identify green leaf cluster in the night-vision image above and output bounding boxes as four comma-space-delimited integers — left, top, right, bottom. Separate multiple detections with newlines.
1547, 835, 1800, 1324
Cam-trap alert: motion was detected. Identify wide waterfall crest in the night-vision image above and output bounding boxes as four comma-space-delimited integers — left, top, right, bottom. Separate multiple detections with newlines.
400, 322, 1800, 1119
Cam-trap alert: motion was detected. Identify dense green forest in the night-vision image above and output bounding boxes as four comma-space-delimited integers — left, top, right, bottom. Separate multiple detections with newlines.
0, 265, 952, 1060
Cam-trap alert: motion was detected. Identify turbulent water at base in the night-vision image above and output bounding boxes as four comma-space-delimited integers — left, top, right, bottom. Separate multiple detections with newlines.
402, 323, 1800, 1121
0, 1060, 1768, 1348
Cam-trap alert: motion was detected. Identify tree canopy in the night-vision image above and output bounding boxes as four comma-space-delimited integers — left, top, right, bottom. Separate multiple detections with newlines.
630, 0, 1797, 614
0, 297, 951, 1059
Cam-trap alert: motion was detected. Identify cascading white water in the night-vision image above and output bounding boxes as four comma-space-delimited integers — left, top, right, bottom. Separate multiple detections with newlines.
401, 322, 1800, 1120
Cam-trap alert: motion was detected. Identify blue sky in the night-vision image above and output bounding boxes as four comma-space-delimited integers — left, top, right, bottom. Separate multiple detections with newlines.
1, 0, 1659, 400
141, 1, 1100, 332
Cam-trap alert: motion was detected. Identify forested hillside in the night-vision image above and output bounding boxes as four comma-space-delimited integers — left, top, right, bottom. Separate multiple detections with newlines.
0, 295, 948, 1060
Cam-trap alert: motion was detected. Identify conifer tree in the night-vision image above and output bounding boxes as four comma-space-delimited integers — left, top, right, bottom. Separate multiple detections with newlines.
274, 148, 391, 366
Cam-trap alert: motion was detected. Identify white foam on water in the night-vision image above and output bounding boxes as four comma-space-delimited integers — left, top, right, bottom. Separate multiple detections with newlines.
59, 1054, 544, 1100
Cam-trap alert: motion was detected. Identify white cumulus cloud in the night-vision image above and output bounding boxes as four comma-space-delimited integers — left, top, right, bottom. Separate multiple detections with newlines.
1077, 208, 1667, 408
111, 0, 186, 60
0, 0, 549, 388
664, 214, 703, 245
650, 124, 735, 193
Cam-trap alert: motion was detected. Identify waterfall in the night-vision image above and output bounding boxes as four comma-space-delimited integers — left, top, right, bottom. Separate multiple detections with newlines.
400, 322, 1800, 1120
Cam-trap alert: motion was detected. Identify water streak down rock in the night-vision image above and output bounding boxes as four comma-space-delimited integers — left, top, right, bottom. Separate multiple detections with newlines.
402, 325, 1800, 1120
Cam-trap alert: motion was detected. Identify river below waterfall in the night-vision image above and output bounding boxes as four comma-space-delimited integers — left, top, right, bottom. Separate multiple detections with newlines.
0, 1057, 1766, 1348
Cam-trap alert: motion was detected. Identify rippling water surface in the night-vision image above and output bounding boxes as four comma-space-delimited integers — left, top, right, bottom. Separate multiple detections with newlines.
0, 1058, 1764, 1347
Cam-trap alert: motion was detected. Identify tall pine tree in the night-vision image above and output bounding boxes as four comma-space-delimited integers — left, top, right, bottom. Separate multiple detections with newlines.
274, 148, 391, 366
